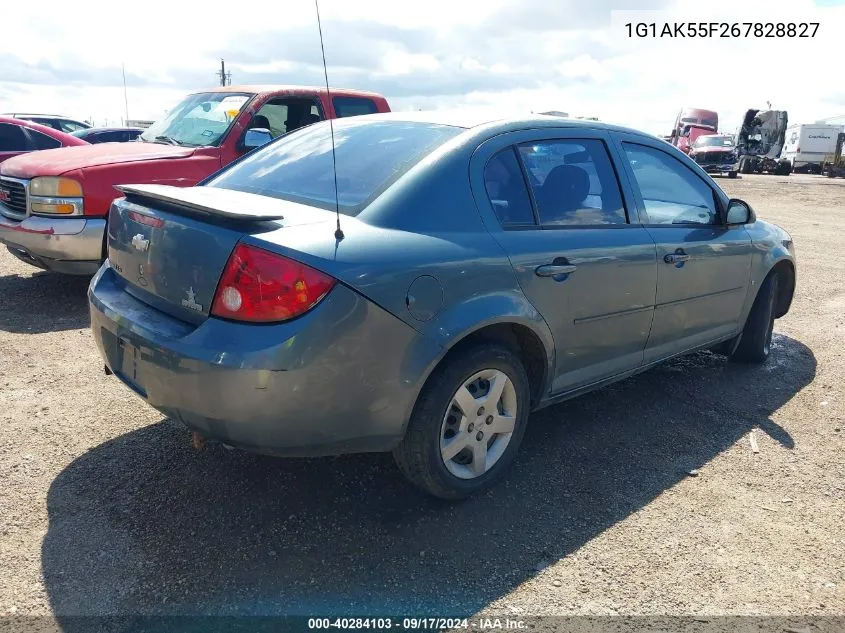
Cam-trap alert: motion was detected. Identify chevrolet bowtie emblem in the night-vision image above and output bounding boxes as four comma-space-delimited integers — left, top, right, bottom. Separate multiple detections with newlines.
131, 233, 150, 252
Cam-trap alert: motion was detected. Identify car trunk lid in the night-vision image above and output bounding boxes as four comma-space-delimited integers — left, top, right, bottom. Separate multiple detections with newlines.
107, 184, 334, 324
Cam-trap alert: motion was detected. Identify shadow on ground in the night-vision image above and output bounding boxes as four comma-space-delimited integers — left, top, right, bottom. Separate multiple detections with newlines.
0, 272, 91, 333
41, 334, 815, 630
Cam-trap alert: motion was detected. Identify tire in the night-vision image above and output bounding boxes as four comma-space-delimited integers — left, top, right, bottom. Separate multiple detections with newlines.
739, 157, 752, 174
728, 171, 738, 179
393, 342, 531, 500
731, 273, 779, 364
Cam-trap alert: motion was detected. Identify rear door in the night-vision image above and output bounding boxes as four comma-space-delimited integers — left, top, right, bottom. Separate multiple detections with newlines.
470, 128, 657, 394
615, 138, 753, 361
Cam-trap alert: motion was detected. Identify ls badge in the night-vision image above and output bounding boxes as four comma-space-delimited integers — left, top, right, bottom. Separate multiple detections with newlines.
181, 287, 203, 312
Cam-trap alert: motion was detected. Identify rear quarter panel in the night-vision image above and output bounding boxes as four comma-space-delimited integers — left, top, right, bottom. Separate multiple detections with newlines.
245, 135, 556, 410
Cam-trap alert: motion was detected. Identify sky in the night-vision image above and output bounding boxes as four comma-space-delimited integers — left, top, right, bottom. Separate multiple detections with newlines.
1, 0, 844, 135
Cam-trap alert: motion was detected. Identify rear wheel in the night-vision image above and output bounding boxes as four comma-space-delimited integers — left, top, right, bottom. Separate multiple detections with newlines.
393, 343, 530, 499
731, 273, 779, 364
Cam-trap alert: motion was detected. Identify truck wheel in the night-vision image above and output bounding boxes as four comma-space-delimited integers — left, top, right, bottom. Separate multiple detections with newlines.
728, 171, 738, 179
731, 273, 779, 364
393, 342, 531, 500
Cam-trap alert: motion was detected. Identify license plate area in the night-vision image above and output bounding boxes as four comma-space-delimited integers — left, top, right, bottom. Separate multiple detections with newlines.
111, 335, 147, 398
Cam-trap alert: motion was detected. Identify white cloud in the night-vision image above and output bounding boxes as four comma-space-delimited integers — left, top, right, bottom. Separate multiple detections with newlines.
1, 0, 844, 134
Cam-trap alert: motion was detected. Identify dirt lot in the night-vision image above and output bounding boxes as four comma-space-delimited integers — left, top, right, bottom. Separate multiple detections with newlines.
0, 174, 843, 629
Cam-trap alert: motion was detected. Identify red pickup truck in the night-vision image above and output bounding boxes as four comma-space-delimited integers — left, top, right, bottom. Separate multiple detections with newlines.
0, 85, 390, 274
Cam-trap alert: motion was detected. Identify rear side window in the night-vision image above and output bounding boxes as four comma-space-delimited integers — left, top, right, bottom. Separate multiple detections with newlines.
208, 119, 463, 214
484, 148, 535, 226
518, 139, 627, 226
58, 120, 88, 133
30, 118, 61, 131
622, 143, 717, 225
332, 97, 378, 118
28, 130, 62, 150
0, 123, 29, 151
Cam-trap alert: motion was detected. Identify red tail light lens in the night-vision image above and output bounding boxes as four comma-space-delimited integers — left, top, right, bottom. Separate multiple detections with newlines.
128, 210, 165, 229
211, 243, 336, 323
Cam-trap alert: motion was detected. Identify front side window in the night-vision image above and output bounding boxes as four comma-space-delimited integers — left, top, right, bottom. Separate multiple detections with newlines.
0, 123, 29, 152
518, 139, 627, 226
623, 143, 717, 225
333, 97, 378, 118
139, 92, 253, 147
207, 119, 463, 214
484, 148, 535, 226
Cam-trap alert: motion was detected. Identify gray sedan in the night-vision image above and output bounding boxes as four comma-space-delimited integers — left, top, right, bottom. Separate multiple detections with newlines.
88, 111, 796, 499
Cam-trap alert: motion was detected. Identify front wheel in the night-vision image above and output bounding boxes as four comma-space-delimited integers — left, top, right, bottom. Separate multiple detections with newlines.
731, 273, 779, 364
393, 343, 531, 499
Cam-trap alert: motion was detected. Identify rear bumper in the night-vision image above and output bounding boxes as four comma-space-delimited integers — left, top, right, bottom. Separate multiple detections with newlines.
0, 214, 104, 275
88, 263, 432, 457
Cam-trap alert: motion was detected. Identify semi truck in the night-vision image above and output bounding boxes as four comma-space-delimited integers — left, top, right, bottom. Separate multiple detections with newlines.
736, 109, 792, 176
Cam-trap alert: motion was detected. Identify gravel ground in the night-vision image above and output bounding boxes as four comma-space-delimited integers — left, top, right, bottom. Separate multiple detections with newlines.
0, 174, 843, 629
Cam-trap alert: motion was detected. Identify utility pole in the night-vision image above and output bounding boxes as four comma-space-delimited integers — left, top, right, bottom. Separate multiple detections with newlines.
217, 59, 231, 86
121, 63, 129, 125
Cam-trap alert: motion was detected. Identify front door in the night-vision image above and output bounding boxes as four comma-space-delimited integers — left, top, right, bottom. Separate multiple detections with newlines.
617, 141, 753, 362
472, 131, 658, 394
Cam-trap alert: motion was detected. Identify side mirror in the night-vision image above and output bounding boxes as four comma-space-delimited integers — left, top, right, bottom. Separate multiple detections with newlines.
726, 198, 752, 225
243, 128, 272, 151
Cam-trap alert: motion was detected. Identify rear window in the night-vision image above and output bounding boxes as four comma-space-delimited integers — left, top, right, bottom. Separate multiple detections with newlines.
333, 97, 378, 118
207, 119, 463, 214
29, 130, 62, 150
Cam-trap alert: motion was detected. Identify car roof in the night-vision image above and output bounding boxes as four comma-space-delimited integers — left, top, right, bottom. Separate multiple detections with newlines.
356, 109, 652, 138
3, 113, 85, 120
194, 85, 386, 99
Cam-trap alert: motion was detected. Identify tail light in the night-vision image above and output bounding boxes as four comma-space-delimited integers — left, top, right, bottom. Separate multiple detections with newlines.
211, 243, 336, 323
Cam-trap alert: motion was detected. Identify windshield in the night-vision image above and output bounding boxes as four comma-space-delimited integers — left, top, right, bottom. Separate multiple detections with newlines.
206, 118, 464, 214
694, 135, 734, 148
139, 92, 253, 147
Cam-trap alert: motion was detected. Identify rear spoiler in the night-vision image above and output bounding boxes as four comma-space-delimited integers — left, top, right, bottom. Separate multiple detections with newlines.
115, 184, 285, 221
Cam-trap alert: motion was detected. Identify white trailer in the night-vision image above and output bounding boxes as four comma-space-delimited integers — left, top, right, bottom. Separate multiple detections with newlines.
782, 123, 844, 173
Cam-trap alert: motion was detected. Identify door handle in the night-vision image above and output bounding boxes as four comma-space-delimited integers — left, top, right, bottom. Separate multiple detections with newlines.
663, 252, 691, 264
535, 263, 578, 277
